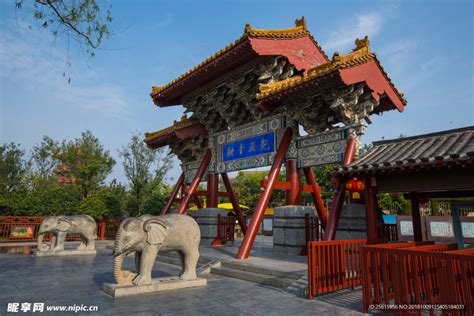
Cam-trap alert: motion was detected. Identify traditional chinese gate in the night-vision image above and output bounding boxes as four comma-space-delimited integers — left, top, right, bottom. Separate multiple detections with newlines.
145, 17, 406, 259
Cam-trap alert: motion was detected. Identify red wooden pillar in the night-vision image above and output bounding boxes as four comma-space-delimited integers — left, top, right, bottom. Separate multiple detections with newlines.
221, 172, 248, 234
162, 172, 185, 215
303, 167, 328, 228
286, 159, 300, 205
236, 127, 294, 259
207, 173, 218, 208
176, 149, 212, 215
322, 137, 357, 240
365, 177, 378, 244
99, 220, 106, 240
410, 193, 423, 242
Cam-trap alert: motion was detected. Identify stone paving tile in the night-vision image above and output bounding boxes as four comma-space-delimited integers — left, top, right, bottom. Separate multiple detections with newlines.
0, 249, 364, 315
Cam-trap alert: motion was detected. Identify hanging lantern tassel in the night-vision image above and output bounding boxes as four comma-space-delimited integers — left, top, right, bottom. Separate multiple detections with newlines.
346, 178, 366, 200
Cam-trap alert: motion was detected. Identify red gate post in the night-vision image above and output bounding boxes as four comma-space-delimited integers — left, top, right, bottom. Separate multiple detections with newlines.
162, 172, 185, 215
303, 167, 328, 228
221, 172, 248, 235
207, 173, 219, 208
286, 159, 300, 205
236, 127, 294, 259
323, 137, 357, 241
176, 149, 212, 215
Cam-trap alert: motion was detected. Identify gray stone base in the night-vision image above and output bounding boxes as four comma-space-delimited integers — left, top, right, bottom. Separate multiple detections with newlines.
335, 204, 367, 240
101, 277, 207, 297
35, 249, 97, 257
191, 208, 228, 246
273, 205, 315, 255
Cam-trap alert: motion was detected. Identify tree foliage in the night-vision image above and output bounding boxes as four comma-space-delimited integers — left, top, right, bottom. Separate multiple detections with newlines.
0, 143, 28, 194
377, 193, 410, 215
311, 163, 340, 193
15, 0, 113, 58
231, 171, 285, 211
119, 133, 173, 216
57, 131, 115, 198
0, 131, 168, 219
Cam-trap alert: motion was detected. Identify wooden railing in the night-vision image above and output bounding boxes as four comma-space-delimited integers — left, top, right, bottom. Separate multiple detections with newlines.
0, 216, 123, 243
307, 239, 367, 299
361, 243, 473, 314
361, 241, 435, 311
390, 248, 472, 315
211, 215, 235, 246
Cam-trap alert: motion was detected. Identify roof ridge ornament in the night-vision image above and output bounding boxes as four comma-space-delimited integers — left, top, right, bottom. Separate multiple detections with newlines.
244, 23, 252, 34
295, 16, 307, 30
353, 36, 370, 53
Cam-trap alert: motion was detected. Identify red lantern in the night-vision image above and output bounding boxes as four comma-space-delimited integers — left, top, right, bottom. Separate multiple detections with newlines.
346, 178, 366, 199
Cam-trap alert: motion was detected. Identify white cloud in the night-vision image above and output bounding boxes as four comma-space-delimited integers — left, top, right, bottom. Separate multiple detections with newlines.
0, 21, 131, 118
323, 12, 382, 52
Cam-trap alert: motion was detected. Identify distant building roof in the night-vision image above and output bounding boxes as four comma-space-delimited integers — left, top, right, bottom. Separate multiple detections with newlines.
337, 126, 474, 177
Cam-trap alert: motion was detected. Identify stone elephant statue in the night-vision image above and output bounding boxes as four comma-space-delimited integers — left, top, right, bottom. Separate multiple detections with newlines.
37, 215, 96, 252
113, 214, 200, 286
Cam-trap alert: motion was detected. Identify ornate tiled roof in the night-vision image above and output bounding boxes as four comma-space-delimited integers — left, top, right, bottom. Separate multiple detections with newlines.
337, 126, 474, 176
144, 115, 198, 143
150, 17, 328, 99
257, 36, 405, 104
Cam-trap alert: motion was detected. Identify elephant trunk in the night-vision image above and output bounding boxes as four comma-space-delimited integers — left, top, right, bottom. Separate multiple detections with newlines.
113, 231, 135, 285
37, 232, 48, 251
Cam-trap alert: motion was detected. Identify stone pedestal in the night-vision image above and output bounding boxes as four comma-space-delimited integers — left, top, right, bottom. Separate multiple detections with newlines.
35, 249, 97, 257
101, 277, 207, 297
191, 208, 228, 246
335, 204, 367, 240
273, 205, 315, 255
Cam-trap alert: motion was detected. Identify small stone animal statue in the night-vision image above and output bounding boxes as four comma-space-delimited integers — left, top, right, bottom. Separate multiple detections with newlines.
37, 215, 97, 251
113, 214, 200, 286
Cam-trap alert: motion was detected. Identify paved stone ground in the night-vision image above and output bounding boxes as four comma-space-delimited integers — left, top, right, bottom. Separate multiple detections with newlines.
198, 236, 308, 273
0, 244, 365, 316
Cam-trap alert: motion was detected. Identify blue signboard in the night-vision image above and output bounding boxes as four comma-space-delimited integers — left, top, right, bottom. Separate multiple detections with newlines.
383, 215, 397, 225
223, 132, 275, 162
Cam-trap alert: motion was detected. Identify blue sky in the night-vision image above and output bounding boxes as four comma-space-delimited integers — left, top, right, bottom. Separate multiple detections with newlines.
0, 0, 473, 185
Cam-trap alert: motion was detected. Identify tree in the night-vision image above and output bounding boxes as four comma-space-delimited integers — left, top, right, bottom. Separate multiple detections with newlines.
28, 136, 61, 190
119, 133, 173, 216
15, 1, 112, 57
231, 171, 286, 211
15, 0, 113, 82
57, 131, 115, 198
0, 143, 28, 194
311, 163, 340, 193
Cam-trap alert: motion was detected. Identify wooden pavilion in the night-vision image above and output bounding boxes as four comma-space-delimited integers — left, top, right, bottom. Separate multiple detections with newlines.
335, 126, 474, 246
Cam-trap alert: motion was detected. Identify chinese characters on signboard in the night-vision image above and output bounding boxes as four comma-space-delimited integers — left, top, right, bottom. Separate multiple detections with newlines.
400, 220, 414, 236
430, 221, 454, 237
223, 132, 275, 162
182, 115, 358, 181
213, 114, 287, 173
